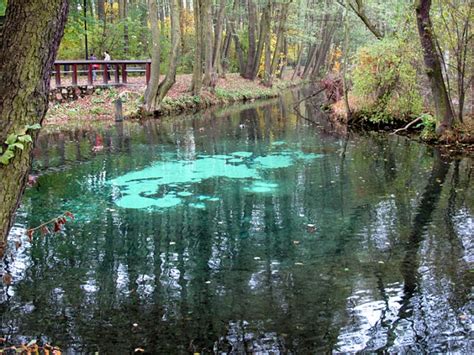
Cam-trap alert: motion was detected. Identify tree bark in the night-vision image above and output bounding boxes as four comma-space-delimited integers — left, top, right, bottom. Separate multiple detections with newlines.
348, 0, 383, 40
191, 0, 203, 94
119, 0, 129, 55
311, 16, 336, 79
202, 0, 214, 86
342, 0, 351, 119
250, 1, 272, 80
265, 1, 290, 86
212, 0, 226, 76
145, 0, 182, 111
415, 0, 455, 134
244, 0, 258, 78
97, 0, 105, 21
291, 42, 304, 80
0, 0, 69, 255
145, 0, 162, 107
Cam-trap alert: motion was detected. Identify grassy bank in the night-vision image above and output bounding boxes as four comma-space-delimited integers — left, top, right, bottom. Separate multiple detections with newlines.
45, 73, 305, 126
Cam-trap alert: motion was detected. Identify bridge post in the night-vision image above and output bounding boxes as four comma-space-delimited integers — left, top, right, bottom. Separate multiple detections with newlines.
103, 64, 108, 84
114, 64, 120, 84
87, 64, 93, 84
72, 64, 78, 85
122, 63, 127, 84
146, 63, 151, 84
55, 64, 61, 87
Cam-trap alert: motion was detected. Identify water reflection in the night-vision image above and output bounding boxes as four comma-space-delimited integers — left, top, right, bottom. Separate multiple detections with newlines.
1, 90, 473, 353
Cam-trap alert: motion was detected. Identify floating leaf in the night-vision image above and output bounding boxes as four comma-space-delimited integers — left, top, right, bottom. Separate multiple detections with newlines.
26, 229, 34, 242
15, 241, 21, 250
53, 221, 61, 232
2, 273, 12, 285
134, 348, 145, 353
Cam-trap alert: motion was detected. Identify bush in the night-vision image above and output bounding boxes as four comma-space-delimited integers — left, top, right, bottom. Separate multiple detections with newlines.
351, 38, 423, 124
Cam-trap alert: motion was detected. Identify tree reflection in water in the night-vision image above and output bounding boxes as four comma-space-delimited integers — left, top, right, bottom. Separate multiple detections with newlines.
1, 91, 472, 353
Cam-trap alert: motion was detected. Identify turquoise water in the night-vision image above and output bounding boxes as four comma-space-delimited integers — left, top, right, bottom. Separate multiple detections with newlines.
109, 148, 321, 209
1, 91, 473, 353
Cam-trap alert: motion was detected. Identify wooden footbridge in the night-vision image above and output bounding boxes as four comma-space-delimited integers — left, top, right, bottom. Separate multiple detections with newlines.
52, 60, 152, 88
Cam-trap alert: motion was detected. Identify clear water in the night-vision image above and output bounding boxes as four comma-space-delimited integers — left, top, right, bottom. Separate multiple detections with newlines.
1, 91, 473, 353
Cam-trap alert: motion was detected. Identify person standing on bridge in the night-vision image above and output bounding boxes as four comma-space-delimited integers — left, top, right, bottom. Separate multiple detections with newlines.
89, 53, 98, 81
103, 51, 111, 80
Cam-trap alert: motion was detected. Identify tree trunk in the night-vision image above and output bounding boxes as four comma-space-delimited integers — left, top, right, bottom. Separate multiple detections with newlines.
191, 0, 203, 94
250, 1, 272, 80
278, 37, 288, 79
98, 0, 105, 21
0, 0, 69, 255
342, 0, 351, 119
145, 0, 182, 111
119, 0, 129, 55
292, 43, 304, 80
348, 0, 383, 40
311, 17, 335, 79
221, 25, 232, 76
212, 0, 226, 76
302, 44, 317, 79
244, 0, 258, 78
145, 0, 162, 107
202, 0, 214, 86
263, 17, 272, 84
229, 19, 246, 76
265, 1, 289, 86
415, 0, 455, 134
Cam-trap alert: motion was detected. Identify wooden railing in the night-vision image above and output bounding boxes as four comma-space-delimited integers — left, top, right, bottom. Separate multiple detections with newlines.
52, 60, 152, 87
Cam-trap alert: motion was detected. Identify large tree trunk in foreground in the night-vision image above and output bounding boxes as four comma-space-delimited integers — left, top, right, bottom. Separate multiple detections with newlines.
415, 0, 455, 135
145, 0, 182, 112
0, 0, 69, 256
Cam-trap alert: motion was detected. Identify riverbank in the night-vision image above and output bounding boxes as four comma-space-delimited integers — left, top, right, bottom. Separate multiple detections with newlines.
327, 96, 474, 156
44, 73, 305, 126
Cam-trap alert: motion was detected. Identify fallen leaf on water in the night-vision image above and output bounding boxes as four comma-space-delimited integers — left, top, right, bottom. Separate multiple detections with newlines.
135, 348, 145, 352
2, 273, 12, 285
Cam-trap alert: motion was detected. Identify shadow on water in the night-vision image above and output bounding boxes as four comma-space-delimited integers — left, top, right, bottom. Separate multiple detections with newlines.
1, 88, 473, 353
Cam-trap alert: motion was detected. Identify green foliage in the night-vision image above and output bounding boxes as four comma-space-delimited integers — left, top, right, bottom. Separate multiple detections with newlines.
0, 124, 40, 165
351, 38, 423, 123
415, 113, 437, 140
0, 0, 6, 16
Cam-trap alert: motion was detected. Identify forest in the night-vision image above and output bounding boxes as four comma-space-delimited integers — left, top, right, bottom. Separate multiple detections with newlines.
53, 0, 473, 127
0, 0, 473, 353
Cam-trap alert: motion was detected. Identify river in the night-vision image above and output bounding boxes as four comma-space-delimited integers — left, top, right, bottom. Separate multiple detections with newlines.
1, 88, 473, 353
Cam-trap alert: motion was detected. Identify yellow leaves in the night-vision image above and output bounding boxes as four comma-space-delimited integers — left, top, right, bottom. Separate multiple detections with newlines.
0, 338, 60, 354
